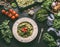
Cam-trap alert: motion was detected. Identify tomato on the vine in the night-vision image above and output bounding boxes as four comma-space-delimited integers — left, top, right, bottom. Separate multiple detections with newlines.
1, 9, 6, 14
12, 11, 16, 15
15, 14, 19, 18
11, 16, 16, 19
9, 9, 13, 13
5, 11, 9, 15
8, 13, 12, 17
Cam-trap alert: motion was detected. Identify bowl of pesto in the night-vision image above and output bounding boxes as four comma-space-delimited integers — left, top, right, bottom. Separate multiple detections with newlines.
12, 17, 38, 43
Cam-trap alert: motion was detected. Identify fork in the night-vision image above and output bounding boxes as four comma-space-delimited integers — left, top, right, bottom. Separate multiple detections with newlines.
38, 28, 44, 43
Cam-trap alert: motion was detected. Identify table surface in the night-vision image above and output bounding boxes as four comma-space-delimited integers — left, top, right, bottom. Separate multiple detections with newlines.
0, 3, 49, 47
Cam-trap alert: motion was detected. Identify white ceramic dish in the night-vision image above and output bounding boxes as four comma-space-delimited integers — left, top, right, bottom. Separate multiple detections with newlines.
47, 14, 55, 26
12, 17, 38, 43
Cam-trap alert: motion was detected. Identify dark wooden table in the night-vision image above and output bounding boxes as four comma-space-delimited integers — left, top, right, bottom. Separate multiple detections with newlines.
0, 3, 48, 47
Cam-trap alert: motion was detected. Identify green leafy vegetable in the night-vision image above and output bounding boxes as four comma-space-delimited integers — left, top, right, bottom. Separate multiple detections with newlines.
53, 19, 60, 29
36, 8, 48, 22
41, 0, 56, 10
0, 20, 13, 43
48, 42, 57, 47
11, 3, 17, 8
54, 12, 60, 19
43, 33, 57, 47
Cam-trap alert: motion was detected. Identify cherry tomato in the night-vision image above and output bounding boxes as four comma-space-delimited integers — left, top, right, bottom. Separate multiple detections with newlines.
11, 16, 15, 19
1, 9, 6, 14
21, 27, 27, 32
9, 9, 13, 13
5, 11, 9, 15
8, 13, 12, 17
15, 14, 19, 18
12, 11, 16, 15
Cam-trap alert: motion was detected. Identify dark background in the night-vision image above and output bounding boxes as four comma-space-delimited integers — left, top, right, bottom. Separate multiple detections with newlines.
0, 1, 48, 47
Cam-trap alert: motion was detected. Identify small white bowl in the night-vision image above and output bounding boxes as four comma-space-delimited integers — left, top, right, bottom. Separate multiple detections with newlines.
12, 17, 38, 43
47, 14, 55, 26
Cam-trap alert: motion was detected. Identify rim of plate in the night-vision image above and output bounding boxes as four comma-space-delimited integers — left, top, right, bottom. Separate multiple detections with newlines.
12, 17, 38, 43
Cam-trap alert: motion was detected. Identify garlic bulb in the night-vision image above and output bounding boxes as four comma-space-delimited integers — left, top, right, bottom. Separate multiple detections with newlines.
28, 10, 34, 15
52, 2, 56, 7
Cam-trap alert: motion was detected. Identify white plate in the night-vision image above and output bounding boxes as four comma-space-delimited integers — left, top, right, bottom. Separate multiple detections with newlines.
12, 17, 38, 43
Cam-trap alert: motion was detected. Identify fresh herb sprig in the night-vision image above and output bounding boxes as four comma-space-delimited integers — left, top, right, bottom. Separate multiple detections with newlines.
0, 20, 13, 43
